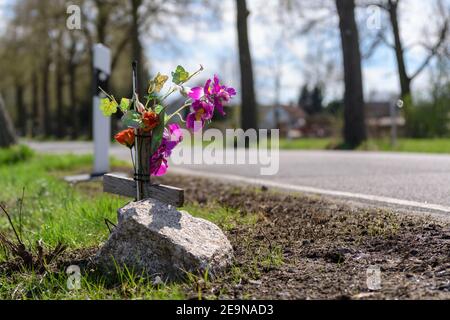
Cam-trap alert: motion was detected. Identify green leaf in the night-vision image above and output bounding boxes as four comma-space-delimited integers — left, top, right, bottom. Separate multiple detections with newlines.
99, 98, 117, 116
154, 104, 164, 114
119, 98, 130, 112
121, 110, 142, 129
144, 94, 160, 108
171, 65, 189, 85
150, 108, 167, 155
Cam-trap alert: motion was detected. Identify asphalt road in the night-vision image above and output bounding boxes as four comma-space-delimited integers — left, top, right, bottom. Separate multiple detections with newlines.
26, 141, 450, 217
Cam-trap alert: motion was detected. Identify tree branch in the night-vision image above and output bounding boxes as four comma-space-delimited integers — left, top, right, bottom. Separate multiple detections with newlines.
410, 18, 448, 80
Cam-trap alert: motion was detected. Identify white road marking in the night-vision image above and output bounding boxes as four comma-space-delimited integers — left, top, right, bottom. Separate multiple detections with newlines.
172, 168, 450, 215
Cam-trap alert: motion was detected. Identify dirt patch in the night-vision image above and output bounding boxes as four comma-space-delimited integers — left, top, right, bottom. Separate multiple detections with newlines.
155, 174, 450, 300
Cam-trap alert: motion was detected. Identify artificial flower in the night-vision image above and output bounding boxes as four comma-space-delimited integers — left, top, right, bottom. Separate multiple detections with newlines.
210, 75, 236, 115
187, 75, 236, 116
149, 124, 184, 176
142, 111, 159, 131
150, 155, 168, 176
186, 100, 214, 131
100, 98, 118, 116
114, 128, 135, 148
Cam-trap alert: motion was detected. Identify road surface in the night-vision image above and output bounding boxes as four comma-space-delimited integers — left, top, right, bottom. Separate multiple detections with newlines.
26, 141, 450, 217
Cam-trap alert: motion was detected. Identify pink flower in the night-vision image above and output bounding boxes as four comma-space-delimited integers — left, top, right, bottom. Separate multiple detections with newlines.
188, 75, 236, 117
186, 100, 214, 131
150, 156, 168, 176
187, 87, 204, 100
150, 124, 183, 176
210, 75, 236, 116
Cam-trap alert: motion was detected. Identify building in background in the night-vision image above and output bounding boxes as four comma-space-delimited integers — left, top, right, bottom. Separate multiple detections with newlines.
365, 101, 405, 138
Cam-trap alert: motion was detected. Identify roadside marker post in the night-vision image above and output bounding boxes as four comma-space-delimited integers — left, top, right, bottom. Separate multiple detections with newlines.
64, 44, 112, 184
92, 44, 111, 176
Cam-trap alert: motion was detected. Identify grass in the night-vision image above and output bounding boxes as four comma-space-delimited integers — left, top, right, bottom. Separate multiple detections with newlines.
0, 145, 258, 299
0, 264, 188, 300
362, 138, 450, 154
277, 138, 337, 150
0, 148, 126, 248
0, 144, 34, 165
274, 137, 450, 154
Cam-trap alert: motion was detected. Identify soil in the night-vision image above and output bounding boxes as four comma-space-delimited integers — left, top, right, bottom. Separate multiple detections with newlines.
155, 174, 450, 300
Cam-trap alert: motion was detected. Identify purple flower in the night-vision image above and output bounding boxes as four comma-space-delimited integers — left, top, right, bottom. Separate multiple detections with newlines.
210, 75, 236, 116
187, 87, 204, 100
186, 100, 214, 131
150, 124, 183, 176
150, 155, 168, 176
188, 75, 236, 117
162, 123, 183, 157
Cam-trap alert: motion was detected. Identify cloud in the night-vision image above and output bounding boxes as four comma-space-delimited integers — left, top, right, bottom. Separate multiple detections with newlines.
0, 0, 7, 33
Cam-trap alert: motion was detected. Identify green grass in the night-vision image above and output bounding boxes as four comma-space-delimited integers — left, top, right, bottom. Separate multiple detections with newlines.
361, 138, 450, 154
0, 146, 258, 299
274, 137, 450, 154
0, 150, 127, 248
277, 138, 336, 150
0, 145, 34, 165
0, 264, 189, 300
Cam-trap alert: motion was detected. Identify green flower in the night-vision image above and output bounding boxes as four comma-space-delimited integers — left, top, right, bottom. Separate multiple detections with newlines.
100, 98, 118, 116
171, 65, 189, 85
119, 98, 130, 113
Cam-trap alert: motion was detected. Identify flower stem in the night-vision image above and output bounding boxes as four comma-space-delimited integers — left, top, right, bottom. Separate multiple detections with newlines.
130, 147, 136, 172
185, 65, 204, 83
166, 102, 191, 122
160, 87, 177, 102
98, 86, 115, 101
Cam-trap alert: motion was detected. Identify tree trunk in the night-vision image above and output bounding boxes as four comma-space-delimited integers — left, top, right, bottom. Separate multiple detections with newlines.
15, 82, 25, 136
31, 71, 39, 137
68, 48, 78, 139
55, 40, 65, 138
387, 0, 411, 99
0, 95, 17, 148
95, 0, 108, 44
236, 0, 258, 130
42, 55, 51, 136
336, 0, 366, 148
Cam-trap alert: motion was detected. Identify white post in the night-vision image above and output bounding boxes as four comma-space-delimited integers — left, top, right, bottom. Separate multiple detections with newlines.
92, 44, 111, 176
390, 100, 399, 148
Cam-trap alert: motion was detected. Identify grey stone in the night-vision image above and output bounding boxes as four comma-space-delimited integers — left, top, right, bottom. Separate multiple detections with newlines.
95, 199, 233, 281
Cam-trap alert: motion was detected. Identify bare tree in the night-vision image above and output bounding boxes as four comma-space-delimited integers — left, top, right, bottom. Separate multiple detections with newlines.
236, 0, 258, 130
336, 0, 366, 148
0, 95, 17, 148
370, 0, 449, 100
0, 14, 29, 136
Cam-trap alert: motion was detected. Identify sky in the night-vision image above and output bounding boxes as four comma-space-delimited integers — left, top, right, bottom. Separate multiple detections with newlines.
146, 0, 448, 105
0, 0, 447, 105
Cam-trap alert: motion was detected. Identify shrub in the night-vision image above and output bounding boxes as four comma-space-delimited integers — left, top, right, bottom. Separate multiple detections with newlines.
0, 145, 34, 165
404, 86, 450, 138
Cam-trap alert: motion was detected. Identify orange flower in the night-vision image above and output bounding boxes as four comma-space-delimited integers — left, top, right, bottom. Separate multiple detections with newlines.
115, 128, 135, 148
142, 111, 159, 131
